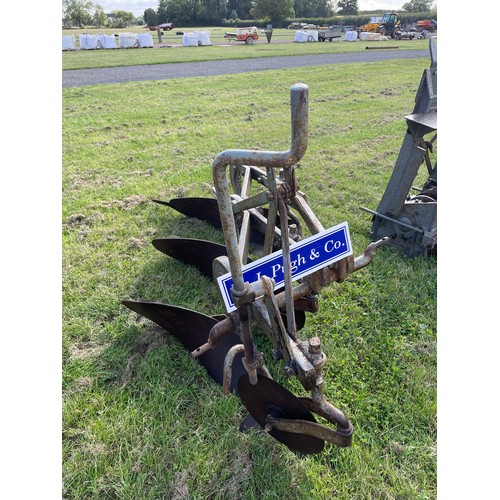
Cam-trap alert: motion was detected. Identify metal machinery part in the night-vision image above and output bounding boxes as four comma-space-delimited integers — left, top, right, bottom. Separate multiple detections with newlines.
361, 37, 437, 257
123, 83, 389, 454
122, 300, 248, 392
238, 374, 324, 454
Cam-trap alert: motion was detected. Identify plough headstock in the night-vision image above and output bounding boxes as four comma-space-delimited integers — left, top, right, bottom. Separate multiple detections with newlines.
361, 37, 438, 257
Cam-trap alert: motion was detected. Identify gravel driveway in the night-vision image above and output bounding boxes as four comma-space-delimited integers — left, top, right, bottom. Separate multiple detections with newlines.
62, 49, 428, 88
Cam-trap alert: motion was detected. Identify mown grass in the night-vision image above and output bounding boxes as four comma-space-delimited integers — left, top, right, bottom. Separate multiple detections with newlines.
62, 26, 428, 70
62, 58, 436, 498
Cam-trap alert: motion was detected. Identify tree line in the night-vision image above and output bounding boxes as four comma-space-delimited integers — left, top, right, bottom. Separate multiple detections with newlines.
63, 0, 435, 28
62, 0, 143, 28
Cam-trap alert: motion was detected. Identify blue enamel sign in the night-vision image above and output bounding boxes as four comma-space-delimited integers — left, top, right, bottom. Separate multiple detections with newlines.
217, 221, 352, 312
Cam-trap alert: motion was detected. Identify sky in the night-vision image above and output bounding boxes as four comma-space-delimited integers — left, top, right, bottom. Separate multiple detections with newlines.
95, 0, 413, 18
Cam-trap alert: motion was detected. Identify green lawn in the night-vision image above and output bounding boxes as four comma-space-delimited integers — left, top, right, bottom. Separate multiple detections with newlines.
62, 57, 436, 498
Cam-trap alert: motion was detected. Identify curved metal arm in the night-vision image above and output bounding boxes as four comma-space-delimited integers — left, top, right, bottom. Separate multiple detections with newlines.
266, 416, 353, 448
212, 83, 309, 296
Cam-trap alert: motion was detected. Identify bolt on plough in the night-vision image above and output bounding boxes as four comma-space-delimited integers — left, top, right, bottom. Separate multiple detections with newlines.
123, 83, 389, 455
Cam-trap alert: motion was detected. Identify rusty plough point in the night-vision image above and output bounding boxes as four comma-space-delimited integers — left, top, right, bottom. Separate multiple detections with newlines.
152, 238, 235, 279
124, 83, 388, 454
122, 300, 247, 393
153, 197, 223, 228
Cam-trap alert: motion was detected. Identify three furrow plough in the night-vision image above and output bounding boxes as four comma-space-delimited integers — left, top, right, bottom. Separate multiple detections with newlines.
123, 83, 390, 455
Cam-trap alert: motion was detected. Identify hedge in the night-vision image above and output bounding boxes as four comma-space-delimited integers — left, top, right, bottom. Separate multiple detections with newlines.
219, 11, 437, 29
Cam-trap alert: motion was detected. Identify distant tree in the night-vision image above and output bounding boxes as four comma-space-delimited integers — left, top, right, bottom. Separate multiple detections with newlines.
62, 0, 94, 27
227, 0, 253, 20
402, 0, 433, 12
200, 0, 228, 24
294, 0, 333, 18
229, 9, 238, 19
337, 0, 357, 15
157, 0, 170, 23
161, 0, 203, 26
157, 6, 168, 23
143, 8, 159, 26
109, 10, 134, 27
92, 4, 108, 27
251, 0, 294, 23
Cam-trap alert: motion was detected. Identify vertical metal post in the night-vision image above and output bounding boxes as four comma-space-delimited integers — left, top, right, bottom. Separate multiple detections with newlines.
278, 197, 297, 339
212, 83, 309, 296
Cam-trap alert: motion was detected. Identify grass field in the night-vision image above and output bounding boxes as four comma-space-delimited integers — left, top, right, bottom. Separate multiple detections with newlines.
62, 54, 437, 498
62, 26, 429, 70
